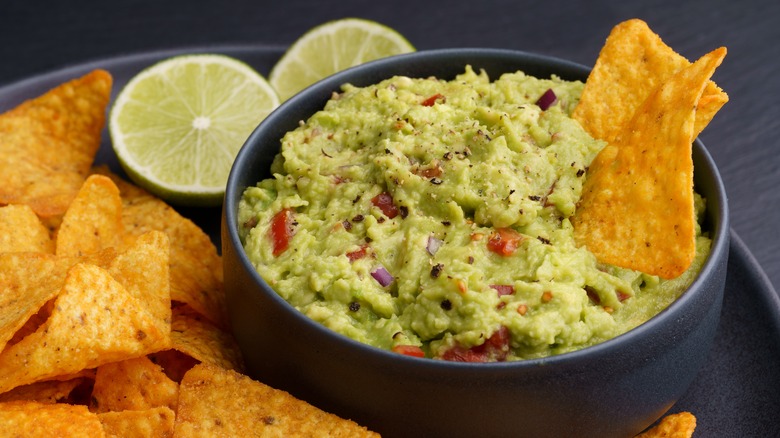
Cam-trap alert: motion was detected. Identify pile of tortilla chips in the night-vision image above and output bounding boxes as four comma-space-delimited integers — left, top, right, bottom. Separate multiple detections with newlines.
571, 18, 728, 280
0, 70, 377, 436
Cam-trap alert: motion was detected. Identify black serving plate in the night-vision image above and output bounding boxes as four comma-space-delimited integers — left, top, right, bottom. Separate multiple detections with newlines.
1, 46, 778, 437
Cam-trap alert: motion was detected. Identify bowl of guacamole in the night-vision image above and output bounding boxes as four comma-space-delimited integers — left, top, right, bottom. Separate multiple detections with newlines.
222, 48, 729, 437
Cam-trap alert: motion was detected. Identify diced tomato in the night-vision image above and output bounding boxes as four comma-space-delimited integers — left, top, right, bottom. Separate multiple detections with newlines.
617, 290, 631, 302
486, 228, 524, 256
421, 93, 444, 106
371, 192, 400, 219
269, 208, 294, 257
490, 284, 515, 297
392, 345, 425, 358
440, 346, 488, 362
346, 244, 370, 262
440, 326, 511, 362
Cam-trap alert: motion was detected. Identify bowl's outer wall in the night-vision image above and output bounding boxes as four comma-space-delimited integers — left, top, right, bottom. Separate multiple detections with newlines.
222, 49, 729, 438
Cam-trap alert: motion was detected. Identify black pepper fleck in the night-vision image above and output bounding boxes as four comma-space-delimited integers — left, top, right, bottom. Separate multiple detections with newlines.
349, 302, 361, 312
352, 214, 364, 222
441, 299, 452, 310
430, 263, 444, 278
399, 206, 409, 219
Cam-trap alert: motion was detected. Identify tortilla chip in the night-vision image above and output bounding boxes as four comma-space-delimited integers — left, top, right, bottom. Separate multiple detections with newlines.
106, 230, 172, 339
0, 376, 92, 405
0, 260, 168, 394
93, 166, 227, 327
0, 400, 105, 437
168, 305, 245, 372
98, 406, 175, 438
56, 174, 123, 257
0, 204, 53, 253
0, 70, 112, 218
0, 253, 79, 352
573, 48, 726, 279
0, 249, 123, 354
635, 412, 697, 438
174, 363, 379, 437
90, 356, 178, 413
573, 19, 728, 143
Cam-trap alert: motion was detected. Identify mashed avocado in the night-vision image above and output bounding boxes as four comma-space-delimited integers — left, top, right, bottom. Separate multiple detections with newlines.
238, 66, 710, 361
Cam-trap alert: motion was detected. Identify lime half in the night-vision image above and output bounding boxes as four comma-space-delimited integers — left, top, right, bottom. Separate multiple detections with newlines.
109, 54, 279, 207
269, 18, 415, 101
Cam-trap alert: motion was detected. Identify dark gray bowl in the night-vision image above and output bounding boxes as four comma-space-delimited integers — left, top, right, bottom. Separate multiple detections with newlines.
222, 48, 729, 438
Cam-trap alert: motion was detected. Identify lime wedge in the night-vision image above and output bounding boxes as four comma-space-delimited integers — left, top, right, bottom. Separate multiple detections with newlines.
109, 54, 279, 207
269, 18, 415, 101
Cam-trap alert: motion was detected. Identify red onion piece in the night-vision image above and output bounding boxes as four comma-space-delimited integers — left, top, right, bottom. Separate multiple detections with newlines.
371, 265, 394, 287
426, 236, 443, 256
535, 88, 557, 111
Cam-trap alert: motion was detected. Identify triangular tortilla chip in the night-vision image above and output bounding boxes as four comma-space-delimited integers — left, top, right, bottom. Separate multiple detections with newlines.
0, 204, 53, 253
0, 375, 92, 405
90, 356, 178, 413
0, 70, 112, 218
106, 230, 172, 337
635, 412, 697, 438
572, 48, 726, 279
97, 406, 175, 438
0, 249, 119, 353
0, 233, 171, 393
174, 363, 379, 437
572, 19, 728, 143
93, 166, 227, 327
56, 174, 124, 257
0, 401, 105, 437
167, 305, 244, 373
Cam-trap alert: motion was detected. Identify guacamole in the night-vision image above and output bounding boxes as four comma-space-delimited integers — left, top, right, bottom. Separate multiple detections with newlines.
238, 66, 710, 362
